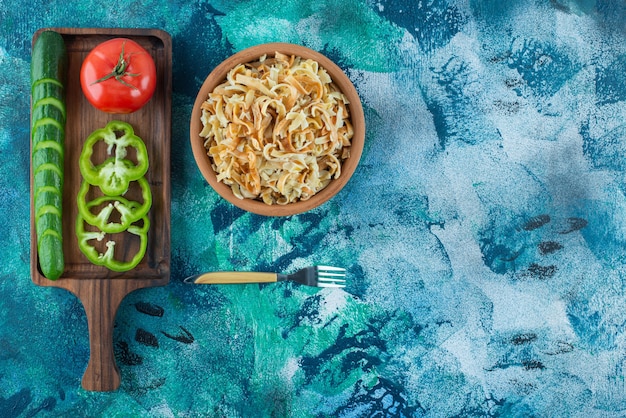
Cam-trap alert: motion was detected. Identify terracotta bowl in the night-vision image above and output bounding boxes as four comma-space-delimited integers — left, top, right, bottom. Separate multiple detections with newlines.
190, 43, 365, 216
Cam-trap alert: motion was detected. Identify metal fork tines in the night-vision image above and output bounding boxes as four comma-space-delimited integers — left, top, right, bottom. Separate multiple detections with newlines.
315, 266, 347, 288
279, 265, 347, 288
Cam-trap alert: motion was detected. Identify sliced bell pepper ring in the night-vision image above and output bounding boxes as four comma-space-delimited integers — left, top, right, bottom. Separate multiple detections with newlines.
76, 213, 149, 272
79, 120, 149, 196
77, 177, 152, 234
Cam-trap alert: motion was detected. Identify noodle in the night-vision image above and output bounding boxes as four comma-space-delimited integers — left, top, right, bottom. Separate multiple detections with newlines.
200, 52, 353, 205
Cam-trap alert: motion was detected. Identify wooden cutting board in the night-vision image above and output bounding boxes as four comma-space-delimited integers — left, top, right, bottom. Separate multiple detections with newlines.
30, 28, 171, 392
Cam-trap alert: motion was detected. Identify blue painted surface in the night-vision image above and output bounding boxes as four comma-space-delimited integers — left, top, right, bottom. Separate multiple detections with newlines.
2, 0, 626, 416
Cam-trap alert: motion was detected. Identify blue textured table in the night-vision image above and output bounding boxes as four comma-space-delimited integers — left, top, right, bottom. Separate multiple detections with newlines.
2, 0, 626, 416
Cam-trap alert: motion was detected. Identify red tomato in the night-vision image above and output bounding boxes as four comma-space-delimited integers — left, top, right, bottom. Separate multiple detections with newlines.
80, 38, 157, 114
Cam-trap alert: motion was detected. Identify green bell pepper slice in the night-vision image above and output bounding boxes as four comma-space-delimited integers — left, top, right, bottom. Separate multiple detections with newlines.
77, 177, 152, 234
79, 120, 149, 196
76, 213, 149, 272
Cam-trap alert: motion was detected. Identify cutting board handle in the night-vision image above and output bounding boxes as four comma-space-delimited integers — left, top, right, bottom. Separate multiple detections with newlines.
77, 280, 124, 392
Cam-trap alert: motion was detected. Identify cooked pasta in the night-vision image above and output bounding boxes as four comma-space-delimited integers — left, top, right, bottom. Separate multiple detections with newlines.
199, 52, 354, 205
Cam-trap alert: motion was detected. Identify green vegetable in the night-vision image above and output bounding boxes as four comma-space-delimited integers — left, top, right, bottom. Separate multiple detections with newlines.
78, 120, 149, 196
31, 30, 67, 280
76, 177, 152, 234
76, 214, 150, 272
76, 120, 152, 272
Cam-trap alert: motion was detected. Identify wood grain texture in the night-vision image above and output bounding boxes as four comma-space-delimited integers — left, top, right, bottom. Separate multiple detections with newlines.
30, 27, 171, 392
193, 272, 278, 284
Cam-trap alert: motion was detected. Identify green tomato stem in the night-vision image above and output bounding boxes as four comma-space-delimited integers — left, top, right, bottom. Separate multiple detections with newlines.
90, 41, 140, 89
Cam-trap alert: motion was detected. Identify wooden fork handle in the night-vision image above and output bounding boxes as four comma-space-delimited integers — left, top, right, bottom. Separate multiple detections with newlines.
193, 272, 278, 284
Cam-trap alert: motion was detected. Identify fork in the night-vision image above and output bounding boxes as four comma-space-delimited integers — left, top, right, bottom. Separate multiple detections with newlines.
184, 266, 346, 288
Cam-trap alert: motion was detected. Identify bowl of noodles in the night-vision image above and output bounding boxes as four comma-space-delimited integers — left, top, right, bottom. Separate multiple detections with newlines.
190, 43, 365, 216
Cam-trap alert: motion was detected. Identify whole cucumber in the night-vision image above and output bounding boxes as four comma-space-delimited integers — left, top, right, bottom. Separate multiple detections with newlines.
31, 30, 67, 280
